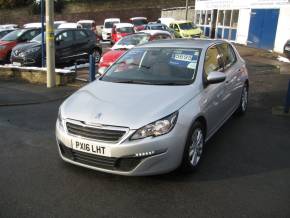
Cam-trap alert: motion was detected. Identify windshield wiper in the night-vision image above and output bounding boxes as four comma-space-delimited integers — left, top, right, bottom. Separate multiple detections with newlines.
153, 81, 192, 85
113, 80, 154, 85
114, 61, 151, 69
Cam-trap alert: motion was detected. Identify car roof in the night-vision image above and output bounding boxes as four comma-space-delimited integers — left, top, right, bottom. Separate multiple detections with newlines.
140, 30, 171, 36
147, 23, 165, 26
58, 23, 81, 28
114, 23, 134, 28
172, 20, 191, 24
23, 23, 42, 28
104, 18, 120, 22
77, 20, 95, 23
138, 39, 229, 49
130, 17, 147, 20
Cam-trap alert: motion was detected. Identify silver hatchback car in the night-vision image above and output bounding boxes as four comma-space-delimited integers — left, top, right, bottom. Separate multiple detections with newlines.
56, 39, 249, 176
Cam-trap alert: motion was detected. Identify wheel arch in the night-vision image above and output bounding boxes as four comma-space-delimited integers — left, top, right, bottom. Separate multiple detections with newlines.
193, 115, 207, 138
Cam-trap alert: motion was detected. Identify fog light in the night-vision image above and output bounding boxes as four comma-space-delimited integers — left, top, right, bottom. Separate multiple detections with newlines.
135, 151, 155, 157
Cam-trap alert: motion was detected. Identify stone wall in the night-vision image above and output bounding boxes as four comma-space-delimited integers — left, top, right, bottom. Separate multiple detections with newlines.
0, 66, 76, 86
0, 0, 193, 26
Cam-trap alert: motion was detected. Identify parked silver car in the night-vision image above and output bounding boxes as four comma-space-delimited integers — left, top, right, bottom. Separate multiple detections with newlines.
56, 39, 249, 176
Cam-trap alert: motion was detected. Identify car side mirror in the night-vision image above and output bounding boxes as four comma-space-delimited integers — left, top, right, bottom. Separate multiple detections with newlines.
206, 71, 226, 85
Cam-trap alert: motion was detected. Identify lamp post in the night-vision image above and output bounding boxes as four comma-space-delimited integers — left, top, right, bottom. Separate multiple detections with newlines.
185, 0, 189, 20
41, 0, 45, 67
46, 0, 56, 88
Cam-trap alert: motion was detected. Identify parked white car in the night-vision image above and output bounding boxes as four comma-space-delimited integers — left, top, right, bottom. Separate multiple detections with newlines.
0, 24, 18, 29
54, 21, 67, 29
23, 23, 42, 28
77, 20, 96, 31
58, 23, 83, 29
157, 17, 175, 27
102, 18, 120, 41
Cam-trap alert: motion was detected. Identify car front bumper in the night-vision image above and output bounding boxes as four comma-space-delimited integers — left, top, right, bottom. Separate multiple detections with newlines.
11, 54, 41, 67
56, 119, 188, 176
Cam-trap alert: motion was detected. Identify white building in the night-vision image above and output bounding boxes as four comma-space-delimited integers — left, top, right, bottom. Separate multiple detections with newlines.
194, 0, 290, 53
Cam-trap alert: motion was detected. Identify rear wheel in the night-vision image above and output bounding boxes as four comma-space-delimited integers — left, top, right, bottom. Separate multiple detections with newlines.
181, 121, 205, 172
235, 84, 249, 116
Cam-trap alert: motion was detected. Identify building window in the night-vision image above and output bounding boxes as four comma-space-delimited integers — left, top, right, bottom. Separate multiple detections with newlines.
224, 10, 232, 27
196, 11, 201, 25
218, 10, 224, 26
201, 10, 206, 25
205, 10, 212, 25
231, 10, 239, 28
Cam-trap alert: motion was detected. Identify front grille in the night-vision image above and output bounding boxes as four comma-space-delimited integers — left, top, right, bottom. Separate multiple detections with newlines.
59, 143, 142, 171
66, 122, 126, 142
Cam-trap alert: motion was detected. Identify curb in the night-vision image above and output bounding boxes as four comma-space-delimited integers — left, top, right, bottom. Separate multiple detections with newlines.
0, 95, 69, 107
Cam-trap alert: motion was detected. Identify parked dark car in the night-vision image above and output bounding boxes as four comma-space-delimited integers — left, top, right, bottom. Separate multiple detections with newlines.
0, 29, 14, 39
284, 40, 290, 58
11, 28, 102, 67
0, 28, 41, 63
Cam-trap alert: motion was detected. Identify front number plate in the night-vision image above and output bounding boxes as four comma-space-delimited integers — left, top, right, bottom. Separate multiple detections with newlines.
71, 138, 111, 157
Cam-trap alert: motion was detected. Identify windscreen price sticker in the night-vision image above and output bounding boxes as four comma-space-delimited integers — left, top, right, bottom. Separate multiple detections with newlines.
170, 50, 199, 69
174, 54, 193, 62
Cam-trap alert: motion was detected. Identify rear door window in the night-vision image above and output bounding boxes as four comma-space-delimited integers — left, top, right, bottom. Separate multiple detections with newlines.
56, 31, 74, 43
75, 30, 88, 40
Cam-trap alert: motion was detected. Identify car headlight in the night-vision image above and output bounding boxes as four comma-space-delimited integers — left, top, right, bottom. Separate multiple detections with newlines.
130, 111, 178, 140
183, 33, 189, 37
0, 45, 6, 51
24, 47, 40, 54
57, 108, 64, 129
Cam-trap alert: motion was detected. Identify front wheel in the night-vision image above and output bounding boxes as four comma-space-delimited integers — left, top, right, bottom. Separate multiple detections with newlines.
181, 121, 205, 172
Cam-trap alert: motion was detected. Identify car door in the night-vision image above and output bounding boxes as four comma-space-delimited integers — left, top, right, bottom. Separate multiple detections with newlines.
73, 29, 91, 60
201, 45, 229, 136
55, 30, 74, 64
217, 43, 243, 113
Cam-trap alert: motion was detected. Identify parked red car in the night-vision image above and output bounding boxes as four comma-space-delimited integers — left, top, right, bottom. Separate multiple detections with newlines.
111, 23, 134, 44
98, 31, 172, 75
129, 17, 148, 32
0, 28, 41, 63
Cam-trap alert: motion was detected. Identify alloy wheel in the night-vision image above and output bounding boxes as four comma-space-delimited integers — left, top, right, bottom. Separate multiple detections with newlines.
188, 128, 204, 167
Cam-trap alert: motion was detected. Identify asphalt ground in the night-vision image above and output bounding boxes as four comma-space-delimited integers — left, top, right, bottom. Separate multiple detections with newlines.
0, 49, 290, 217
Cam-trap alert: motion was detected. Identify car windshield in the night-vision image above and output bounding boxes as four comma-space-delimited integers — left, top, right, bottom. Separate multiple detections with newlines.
31, 33, 44, 43
101, 47, 201, 85
81, 23, 93, 29
105, 21, 119, 28
116, 27, 134, 33
114, 34, 150, 47
179, 22, 196, 30
1, 29, 25, 41
132, 19, 148, 26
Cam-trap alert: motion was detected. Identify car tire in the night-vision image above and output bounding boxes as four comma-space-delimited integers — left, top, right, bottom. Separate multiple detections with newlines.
6, 51, 12, 64
180, 121, 205, 172
235, 84, 249, 116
